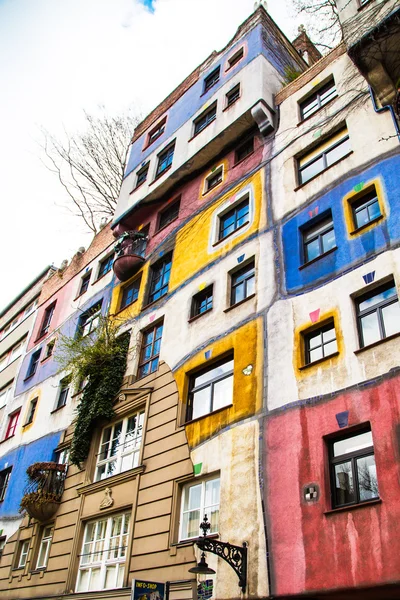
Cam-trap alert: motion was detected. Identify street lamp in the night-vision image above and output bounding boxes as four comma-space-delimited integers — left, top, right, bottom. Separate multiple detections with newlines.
188, 515, 247, 593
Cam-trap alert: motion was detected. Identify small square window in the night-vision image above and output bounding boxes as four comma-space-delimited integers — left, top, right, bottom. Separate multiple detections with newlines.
203, 67, 220, 94
191, 286, 213, 319
26, 350, 41, 379
227, 47, 244, 69
135, 164, 149, 189
98, 254, 114, 279
120, 278, 141, 310
137, 322, 163, 379
0, 467, 12, 501
24, 397, 38, 425
299, 78, 337, 121
155, 143, 175, 178
77, 302, 102, 338
226, 84, 240, 108
304, 321, 337, 365
45, 340, 55, 359
194, 103, 217, 136
17, 540, 30, 569
146, 117, 166, 147
351, 188, 381, 230
186, 356, 233, 421
230, 261, 255, 306
356, 280, 400, 348
329, 426, 379, 508
218, 197, 249, 241
38, 303, 56, 338
55, 378, 70, 410
5, 409, 20, 439
179, 476, 220, 541
157, 199, 180, 231
205, 167, 223, 193
148, 255, 172, 304
234, 137, 254, 164
302, 213, 336, 264
78, 273, 91, 296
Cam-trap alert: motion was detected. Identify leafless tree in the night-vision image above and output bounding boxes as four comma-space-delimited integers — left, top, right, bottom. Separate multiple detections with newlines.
40, 106, 141, 233
290, 0, 343, 50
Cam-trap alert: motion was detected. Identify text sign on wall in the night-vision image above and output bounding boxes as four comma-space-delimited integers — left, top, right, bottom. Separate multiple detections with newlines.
131, 579, 166, 600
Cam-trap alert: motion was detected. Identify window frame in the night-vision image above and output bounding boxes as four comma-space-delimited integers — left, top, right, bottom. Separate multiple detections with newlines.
356, 280, 400, 348
147, 255, 172, 305
297, 129, 351, 186
38, 302, 56, 338
179, 475, 220, 541
155, 142, 175, 179
204, 167, 223, 194
225, 83, 241, 108
5, 409, 20, 439
94, 411, 145, 482
218, 197, 250, 242
303, 321, 338, 366
120, 278, 141, 311
328, 426, 379, 509
226, 47, 244, 70
97, 254, 115, 280
55, 378, 70, 411
36, 525, 53, 570
190, 286, 213, 320
193, 103, 217, 136
0, 383, 13, 409
299, 78, 337, 121
76, 512, 130, 592
77, 302, 102, 338
16, 540, 30, 569
26, 349, 41, 379
0, 467, 12, 502
230, 260, 255, 307
301, 213, 336, 265
234, 136, 254, 165
134, 163, 149, 189
186, 355, 234, 422
78, 273, 91, 297
157, 198, 180, 232
137, 322, 163, 380
145, 117, 166, 148
351, 188, 382, 231
24, 397, 38, 425
203, 67, 220, 94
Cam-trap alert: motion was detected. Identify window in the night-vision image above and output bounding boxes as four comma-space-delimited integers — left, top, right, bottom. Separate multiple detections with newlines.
203, 67, 220, 93
26, 349, 41, 378
45, 340, 55, 359
226, 84, 240, 107
24, 298, 38, 318
56, 447, 70, 465
0, 536, 6, 557
157, 199, 180, 231
356, 281, 400, 348
194, 103, 217, 136
39, 303, 56, 338
5, 410, 20, 439
36, 526, 53, 569
0, 383, 12, 409
79, 273, 91, 297
148, 255, 172, 304
155, 142, 175, 178
17, 540, 29, 569
351, 188, 381, 230
231, 261, 255, 306
187, 356, 233, 421
329, 427, 379, 508
180, 476, 220, 541
218, 197, 249, 241
137, 322, 163, 379
24, 397, 38, 425
0, 467, 12, 501
120, 279, 141, 310
235, 137, 253, 164
205, 167, 223, 193
191, 286, 213, 319
95, 412, 145, 481
135, 164, 149, 188
302, 213, 336, 263
98, 254, 114, 279
76, 512, 130, 592
146, 118, 166, 147
55, 378, 70, 410
227, 47, 244, 69
304, 321, 337, 365
298, 128, 351, 185
300, 79, 337, 120
78, 302, 102, 337
0, 340, 25, 373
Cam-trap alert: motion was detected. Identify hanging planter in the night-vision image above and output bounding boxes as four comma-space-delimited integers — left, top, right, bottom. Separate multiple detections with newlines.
20, 462, 67, 522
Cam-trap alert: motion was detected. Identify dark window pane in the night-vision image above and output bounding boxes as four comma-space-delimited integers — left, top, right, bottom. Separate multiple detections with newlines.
334, 461, 355, 505
204, 67, 220, 93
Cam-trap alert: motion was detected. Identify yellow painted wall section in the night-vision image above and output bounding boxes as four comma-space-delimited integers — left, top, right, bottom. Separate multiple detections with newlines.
174, 318, 263, 448
110, 264, 150, 321
170, 170, 265, 291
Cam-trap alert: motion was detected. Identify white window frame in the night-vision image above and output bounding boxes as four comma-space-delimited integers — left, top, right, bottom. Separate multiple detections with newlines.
79, 303, 102, 337
209, 187, 254, 251
0, 340, 25, 373
95, 412, 145, 482
36, 525, 53, 569
18, 540, 30, 568
203, 164, 224, 195
0, 383, 13, 409
179, 476, 220, 541
76, 513, 130, 592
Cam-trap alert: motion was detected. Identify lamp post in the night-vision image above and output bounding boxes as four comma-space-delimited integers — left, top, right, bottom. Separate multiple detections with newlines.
188, 515, 248, 593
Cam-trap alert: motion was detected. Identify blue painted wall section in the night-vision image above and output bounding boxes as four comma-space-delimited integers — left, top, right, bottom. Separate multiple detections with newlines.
282, 154, 400, 294
0, 432, 62, 518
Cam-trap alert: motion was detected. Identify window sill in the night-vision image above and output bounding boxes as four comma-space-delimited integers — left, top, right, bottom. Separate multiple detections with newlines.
294, 151, 354, 191
298, 351, 339, 371
354, 331, 400, 354
0, 434, 15, 445
77, 465, 146, 496
23, 374, 36, 382
40, 355, 53, 364
324, 498, 381, 515
50, 405, 66, 415
202, 180, 223, 197
297, 94, 338, 126
22, 421, 33, 428
34, 333, 47, 344
156, 215, 179, 234
223, 293, 255, 313
234, 150, 255, 168
200, 83, 219, 98
188, 308, 213, 323
114, 298, 139, 316
185, 403, 233, 425
299, 246, 338, 270
222, 96, 241, 112
349, 214, 383, 235
74, 291, 89, 302
150, 164, 172, 185
212, 221, 250, 248
141, 294, 168, 312
188, 118, 216, 142
93, 270, 113, 285
143, 132, 164, 151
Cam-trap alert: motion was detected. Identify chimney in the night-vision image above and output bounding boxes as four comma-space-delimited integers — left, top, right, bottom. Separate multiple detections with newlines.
292, 25, 322, 66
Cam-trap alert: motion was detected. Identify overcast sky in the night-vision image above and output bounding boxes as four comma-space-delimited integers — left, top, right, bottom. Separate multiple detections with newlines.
0, 0, 303, 310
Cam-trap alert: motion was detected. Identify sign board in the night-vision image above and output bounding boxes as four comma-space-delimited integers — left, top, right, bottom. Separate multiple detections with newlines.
197, 579, 214, 600
131, 579, 166, 600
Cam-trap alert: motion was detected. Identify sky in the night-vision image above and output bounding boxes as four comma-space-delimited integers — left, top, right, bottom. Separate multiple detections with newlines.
0, 0, 304, 310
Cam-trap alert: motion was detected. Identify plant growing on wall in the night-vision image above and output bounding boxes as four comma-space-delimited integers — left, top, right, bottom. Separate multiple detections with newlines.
56, 316, 132, 467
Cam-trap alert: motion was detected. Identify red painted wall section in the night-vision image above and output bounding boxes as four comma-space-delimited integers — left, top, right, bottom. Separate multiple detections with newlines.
265, 374, 400, 596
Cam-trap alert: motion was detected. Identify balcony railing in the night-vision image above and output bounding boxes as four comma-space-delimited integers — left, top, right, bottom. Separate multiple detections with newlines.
20, 462, 67, 522
113, 231, 148, 282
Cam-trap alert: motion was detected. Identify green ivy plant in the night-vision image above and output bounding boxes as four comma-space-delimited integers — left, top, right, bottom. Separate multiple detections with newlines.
283, 65, 303, 85
56, 316, 131, 468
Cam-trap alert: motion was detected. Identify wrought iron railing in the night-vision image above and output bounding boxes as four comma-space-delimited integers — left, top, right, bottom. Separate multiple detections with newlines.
22, 462, 67, 500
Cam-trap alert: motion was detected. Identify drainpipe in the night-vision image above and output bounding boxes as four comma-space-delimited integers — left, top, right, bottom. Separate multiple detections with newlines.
369, 86, 400, 143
